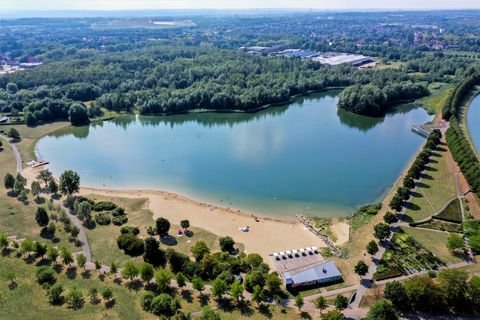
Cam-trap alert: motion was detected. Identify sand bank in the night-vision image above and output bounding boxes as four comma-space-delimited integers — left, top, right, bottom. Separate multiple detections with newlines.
23, 167, 333, 260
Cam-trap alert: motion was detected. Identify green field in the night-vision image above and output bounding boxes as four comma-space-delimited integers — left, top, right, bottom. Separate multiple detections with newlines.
402, 226, 462, 264
417, 83, 454, 117
405, 144, 457, 222
435, 198, 463, 223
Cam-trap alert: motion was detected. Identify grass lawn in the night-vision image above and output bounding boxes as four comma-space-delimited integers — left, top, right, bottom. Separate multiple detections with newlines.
435, 198, 462, 223
417, 83, 453, 118
0, 145, 75, 250
405, 144, 457, 222
0, 255, 156, 320
1, 122, 70, 162
402, 226, 462, 265
84, 194, 224, 266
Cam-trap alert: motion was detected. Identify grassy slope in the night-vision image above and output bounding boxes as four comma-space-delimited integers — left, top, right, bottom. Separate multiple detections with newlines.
402, 226, 462, 265
405, 143, 456, 222
1, 122, 70, 162
417, 83, 454, 119
0, 256, 156, 320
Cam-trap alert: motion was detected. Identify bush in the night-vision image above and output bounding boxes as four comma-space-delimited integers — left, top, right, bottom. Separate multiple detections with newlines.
117, 233, 144, 256
95, 212, 111, 225
141, 291, 155, 311
93, 201, 117, 212
112, 207, 126, 217
112, 215, 128, 226
120, 226, 140, 235
48, 283, 64, 305
149, 294, 180, 317
36, 266, 56, 286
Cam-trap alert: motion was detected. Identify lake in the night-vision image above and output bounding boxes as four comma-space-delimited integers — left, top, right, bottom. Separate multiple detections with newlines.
467, 94, 480, 155
37, 91, 431, 218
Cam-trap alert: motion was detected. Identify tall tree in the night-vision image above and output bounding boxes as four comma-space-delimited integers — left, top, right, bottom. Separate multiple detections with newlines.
59, 170, 80, 195
37, 169, 53, 187
155, 217, 171, 237
35, 207, 50, 228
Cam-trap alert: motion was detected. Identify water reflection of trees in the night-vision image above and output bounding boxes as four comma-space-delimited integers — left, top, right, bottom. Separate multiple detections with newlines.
337, 103, 421, 132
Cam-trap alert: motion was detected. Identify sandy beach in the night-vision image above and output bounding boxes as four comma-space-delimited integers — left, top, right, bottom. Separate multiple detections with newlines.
22, 167, 352, 261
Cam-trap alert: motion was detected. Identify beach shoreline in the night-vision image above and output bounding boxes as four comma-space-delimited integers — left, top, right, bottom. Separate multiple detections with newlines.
23, 166, 351, 261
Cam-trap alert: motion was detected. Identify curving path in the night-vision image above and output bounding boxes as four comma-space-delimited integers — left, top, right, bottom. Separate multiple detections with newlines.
0, 134, 22, 173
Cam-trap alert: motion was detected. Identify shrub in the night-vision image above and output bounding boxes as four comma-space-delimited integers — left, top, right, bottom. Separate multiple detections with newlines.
117, 233, 144, 256
150, 294, 180, 317
112, 207, 126, 217
112, 215, 128, 226
95, 212, 111, 225
120, 226, 140, 235
36, 266, 56, 287
141, 291, 155, 310
93, 201, 117, 212
48, 283, 64, 305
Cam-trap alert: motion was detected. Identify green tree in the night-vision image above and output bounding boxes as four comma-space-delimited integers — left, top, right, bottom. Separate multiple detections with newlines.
384, 281, 408, 307
34, 241, 47, 258
37, 169, 53, 187
143, 236, 165, 267
35, 206, 49, 228
229, 280, 244, 303
60, 246, 74, 266
322, 310, 345, 320
31, 180, 42, 199
47, 245, 59, 264
139, 262, 154, 283
154, 268, 173, 292
211, 277, 228, 301
89, 287, 99, 304
4, 173, 15, 190
468, 275, 480, 305
13, 179, 24, 195
366, 299, 398, 320
7, 128, 20, 140
383, 211, 397, 224
102, 288, 113, 302
155, 217, 171, 237
295, 295, 304, 311
334, 295, 348, 311
354, 261, 369, 276
438, 269, 468, 307
191, 241, 210, 261
36, 265, 56, 286
48, 283, 64, 305
77, 253, 87, 271
150, 294, 180, 317
66, 286, 84, 310
404, 276, 441, 312
314, 296, 327, 314
373, 223, 391, 241
252, 285, 265, 307
48, 179, 58, 195
68, 103, 89, 125
59, 170, 80, 195
176, 272, 187, 289
0, 232, 9, 252
180, 219, 190, 231
200, 307, 221, 320
447, 233, 465, 253
192, 276, 205, 295
366, 240, 379, 255
122, 261, 139, 281
20, 239, 34, 257
219, 236, 235, 252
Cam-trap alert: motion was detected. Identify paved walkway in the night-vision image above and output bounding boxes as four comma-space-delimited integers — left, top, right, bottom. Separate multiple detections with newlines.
0, 134, 22, 173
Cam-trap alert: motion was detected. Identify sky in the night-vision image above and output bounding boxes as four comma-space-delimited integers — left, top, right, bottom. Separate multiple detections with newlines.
2, 0, 480, 11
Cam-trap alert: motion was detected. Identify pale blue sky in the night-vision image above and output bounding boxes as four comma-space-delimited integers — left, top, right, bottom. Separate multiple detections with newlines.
2, 0, 480, 11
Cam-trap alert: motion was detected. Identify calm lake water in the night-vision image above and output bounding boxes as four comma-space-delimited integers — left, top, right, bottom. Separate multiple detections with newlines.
37, 91, 431, 218
467, 95, 480, 154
